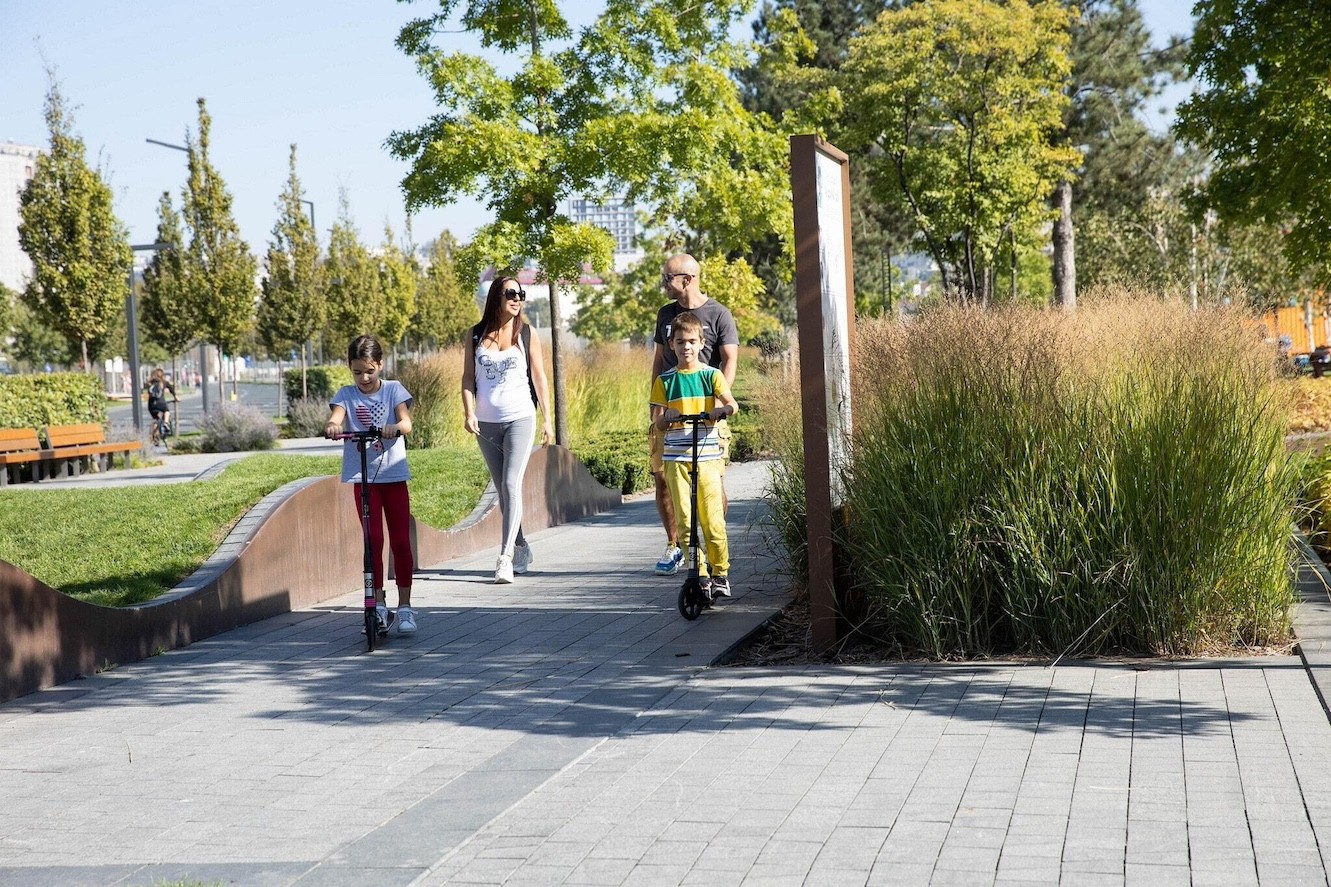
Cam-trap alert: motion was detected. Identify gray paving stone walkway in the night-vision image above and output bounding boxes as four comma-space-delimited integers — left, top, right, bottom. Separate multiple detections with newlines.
2, 458, 1331, 886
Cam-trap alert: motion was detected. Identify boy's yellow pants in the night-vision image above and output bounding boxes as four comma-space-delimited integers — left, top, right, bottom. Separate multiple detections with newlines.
664, 458, 729, 576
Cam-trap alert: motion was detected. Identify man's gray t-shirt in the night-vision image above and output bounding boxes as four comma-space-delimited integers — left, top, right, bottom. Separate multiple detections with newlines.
653, 297, 740, 371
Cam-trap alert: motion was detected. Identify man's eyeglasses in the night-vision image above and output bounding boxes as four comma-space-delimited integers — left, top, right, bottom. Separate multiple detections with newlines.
663, 272, 694, 285
503, 288, 527, 302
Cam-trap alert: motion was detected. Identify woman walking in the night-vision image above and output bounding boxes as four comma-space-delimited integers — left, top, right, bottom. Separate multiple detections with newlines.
461, 275, 553, 583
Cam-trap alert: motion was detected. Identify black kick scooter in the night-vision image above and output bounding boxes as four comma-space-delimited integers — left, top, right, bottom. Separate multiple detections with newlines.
674, 412, 715, 621
336, 427, 384, 651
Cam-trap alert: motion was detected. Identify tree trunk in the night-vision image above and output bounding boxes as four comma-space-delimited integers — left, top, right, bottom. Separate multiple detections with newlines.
1010, 228, 1018, 302
549, 279, 568, 446
964, 235, 979, 303
1052, 179, 1076, 312
217, 349, 225, 406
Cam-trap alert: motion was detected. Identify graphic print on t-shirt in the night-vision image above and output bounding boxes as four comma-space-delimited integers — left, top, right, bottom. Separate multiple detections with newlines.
479, 352, 517, 384
354, 400, 389, 453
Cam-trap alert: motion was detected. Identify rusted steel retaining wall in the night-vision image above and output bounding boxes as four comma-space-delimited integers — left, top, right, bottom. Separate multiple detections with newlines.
1, 446, 622, 702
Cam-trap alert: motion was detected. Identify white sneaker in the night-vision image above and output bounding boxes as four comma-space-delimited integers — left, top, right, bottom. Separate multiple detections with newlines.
513, 543, 533, 574
397, 606, 417, 634
495, 555, 514, 584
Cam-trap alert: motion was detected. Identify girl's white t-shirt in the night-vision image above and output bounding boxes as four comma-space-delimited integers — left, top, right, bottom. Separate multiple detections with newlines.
330, 379, 413, 483
474, 342, 532, 423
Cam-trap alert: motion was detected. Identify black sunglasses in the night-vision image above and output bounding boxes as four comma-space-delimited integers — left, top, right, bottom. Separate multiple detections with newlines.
503, 288, 527, 302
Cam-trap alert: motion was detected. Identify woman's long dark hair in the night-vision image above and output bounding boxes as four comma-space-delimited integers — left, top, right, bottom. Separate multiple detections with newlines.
477, 275, 525, 348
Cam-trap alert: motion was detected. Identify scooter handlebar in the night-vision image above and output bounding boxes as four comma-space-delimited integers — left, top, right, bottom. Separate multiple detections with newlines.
333, 427, 382, 441
663, 411, 723, 424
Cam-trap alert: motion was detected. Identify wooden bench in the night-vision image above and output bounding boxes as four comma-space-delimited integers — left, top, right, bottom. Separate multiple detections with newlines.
40, 423, 140, 479
0, 428, 44, 486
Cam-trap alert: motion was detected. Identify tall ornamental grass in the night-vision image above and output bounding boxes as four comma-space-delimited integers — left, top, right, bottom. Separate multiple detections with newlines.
766, 295, 1298, 658
563, 343, 653, 437
397, 339, 651, 448
751, 357, 809, 582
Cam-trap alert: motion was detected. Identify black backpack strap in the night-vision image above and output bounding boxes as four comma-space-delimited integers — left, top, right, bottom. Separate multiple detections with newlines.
521, 323, 538, 406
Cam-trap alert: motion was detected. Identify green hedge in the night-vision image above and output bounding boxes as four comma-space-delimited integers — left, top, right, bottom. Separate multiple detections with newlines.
574, 428, 652, 495
281, 365, 353, 412
0, 373, 108, 429
571, 417, 761, 495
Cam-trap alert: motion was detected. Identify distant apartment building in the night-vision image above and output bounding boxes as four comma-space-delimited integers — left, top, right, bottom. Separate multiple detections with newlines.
0, 142, 40, 294
565, 195, 642, 272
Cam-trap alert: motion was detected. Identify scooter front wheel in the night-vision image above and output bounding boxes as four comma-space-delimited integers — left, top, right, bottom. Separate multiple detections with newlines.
365, 608, 377, 652
678, 577, 704, 620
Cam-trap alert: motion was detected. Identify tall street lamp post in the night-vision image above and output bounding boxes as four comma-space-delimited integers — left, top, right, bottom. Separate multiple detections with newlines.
146, 136, 210, 415
128, 242, 175, 432
300, 199, 317, 375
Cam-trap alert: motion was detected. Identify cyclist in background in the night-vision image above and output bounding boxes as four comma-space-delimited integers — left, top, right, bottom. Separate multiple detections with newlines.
144, 367, 176, 445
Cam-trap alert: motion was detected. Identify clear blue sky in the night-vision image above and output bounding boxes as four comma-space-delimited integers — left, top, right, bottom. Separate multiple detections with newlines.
1, 1, 1196, 255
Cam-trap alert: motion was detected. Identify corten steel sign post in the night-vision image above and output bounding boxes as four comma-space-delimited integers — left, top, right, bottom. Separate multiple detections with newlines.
790, 135, 856, 652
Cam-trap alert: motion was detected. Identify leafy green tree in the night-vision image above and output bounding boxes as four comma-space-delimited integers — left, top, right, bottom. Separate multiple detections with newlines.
181, 98, 258, 402
140, 192, 199, 385
743, 0, 917, 321
322, 191, 381, 351
1051, 0, 1188, 306
1075, 146, 1198, 294
390, 0, 789, 444
17, 75, 131, 369
571, 248, 666, 345
1177, 0, 1331, 284
375, 225, 417, 363
257, 145, 324, 398
740, 0, 868, 118
698, 254, 781, 340
837, 0, 1080, 303
8, 300, 69, 370
0, 284, 16, 358
414, 231, 475, 350
1207, 216, 1319, 310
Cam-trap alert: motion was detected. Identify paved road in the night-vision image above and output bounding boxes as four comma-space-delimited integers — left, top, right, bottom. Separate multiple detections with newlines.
108, 381, 285, 436
3, 461, 1331, 886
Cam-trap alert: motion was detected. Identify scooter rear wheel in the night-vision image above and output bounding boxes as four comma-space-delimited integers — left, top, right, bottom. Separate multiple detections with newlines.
678, 577, 704, 620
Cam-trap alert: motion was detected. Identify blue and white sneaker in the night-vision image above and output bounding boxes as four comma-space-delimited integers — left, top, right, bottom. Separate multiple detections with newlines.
655, 544, 683, 575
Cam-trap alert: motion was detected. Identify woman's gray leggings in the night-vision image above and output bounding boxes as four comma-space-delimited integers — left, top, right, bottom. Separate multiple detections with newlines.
476, 415, 535, 557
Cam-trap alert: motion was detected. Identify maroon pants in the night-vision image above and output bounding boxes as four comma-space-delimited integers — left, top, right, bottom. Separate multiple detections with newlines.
352, 481, 414, 590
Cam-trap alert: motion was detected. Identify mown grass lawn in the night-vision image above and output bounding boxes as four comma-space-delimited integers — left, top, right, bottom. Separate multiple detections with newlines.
0, 447, 488, 608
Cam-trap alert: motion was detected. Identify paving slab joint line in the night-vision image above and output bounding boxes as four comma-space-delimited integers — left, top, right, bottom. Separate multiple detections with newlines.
403, 735, 613, 887
1291, 531, 1331, 725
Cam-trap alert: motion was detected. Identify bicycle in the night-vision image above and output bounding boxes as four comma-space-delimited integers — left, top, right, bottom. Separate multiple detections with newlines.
149, 410, 172, 449
335, 427, 385, 652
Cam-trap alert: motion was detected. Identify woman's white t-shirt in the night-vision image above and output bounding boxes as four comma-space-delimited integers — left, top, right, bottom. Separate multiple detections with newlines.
474, 341, 533, 423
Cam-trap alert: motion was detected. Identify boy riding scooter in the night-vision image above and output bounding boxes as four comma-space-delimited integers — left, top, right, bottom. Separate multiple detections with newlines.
649, 312, 739, 615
